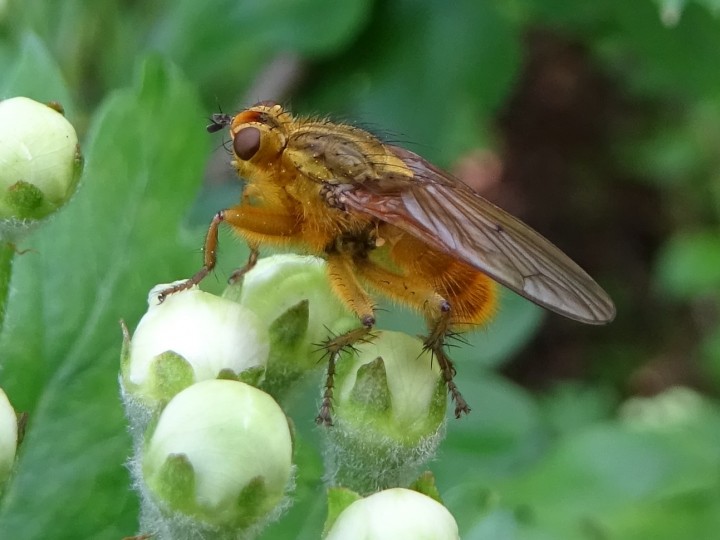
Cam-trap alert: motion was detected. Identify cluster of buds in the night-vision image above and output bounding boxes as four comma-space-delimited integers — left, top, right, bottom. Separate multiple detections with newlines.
121, 276, 295, 538
0, 95, 460, 537
122, 254, 459, 538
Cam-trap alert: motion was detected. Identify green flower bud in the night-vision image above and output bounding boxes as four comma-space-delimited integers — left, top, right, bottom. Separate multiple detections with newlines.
0, 388, 17, 488
0, 97, 81, 230
122, 283, 270, 409
235, 255, 356, 388
323, 331, 447, 493
325, 488, 459, 540
620, 386, 705, 431
139, 379, 293, 537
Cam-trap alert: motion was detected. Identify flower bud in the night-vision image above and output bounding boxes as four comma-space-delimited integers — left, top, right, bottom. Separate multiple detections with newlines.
0, 388, 17, 488
0, 97, 81, 230
323, 331, 447, 493
122, 283, 270, 409
234, 255, 356, 388
325, 488, 459, 540
140, 379, 294, 535
620, 386, 705, 431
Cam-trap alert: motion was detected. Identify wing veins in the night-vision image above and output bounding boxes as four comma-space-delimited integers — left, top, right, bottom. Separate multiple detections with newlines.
281, 137, 615, 324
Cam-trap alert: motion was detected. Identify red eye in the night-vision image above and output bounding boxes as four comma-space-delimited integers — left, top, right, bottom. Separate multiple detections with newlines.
233, 127, 261, 160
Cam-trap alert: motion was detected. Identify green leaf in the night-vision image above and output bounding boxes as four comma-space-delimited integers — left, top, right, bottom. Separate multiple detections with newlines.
1, 33, 74, 119
0, 58, 206, 539
454, 401, 720, 540
151, 0, 373, 103
462, 290, 544, 369
539, 383, 618, 436
610, 0, 720, 99
655, 230, 720, 298
0, 243, 13, 332
433, 373, 545, 486
298, 0, 521, 164
3, 0, 137, 105
701, 326, 720, 387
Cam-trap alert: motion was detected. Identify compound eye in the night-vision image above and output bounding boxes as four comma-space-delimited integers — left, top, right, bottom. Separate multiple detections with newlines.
233, 127, 261, 160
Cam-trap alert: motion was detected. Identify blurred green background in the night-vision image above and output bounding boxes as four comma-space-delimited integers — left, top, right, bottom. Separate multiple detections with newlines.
2, 0, 720, 538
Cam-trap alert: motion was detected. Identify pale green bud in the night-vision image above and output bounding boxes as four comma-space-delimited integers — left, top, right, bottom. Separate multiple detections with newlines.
323, 331, 447, 492
234, 254, 356, 390
122, 283, 269, 409
237, 255, 354, 341
140, 379, 293, 536
325, 488, 459, 540
620, 386, 705, 431
0, 97, 81, 231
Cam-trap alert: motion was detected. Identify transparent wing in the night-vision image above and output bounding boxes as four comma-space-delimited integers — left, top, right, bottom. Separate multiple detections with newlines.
340, 145, 616, 324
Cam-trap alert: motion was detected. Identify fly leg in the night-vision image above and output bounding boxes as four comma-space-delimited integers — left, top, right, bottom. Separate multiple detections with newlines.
353, 259, 473, 418
316, 321, 374, 426
157, 210, 225, 302
157, 203, 300, 302
228, 244, 260, 283
317, 253, 377, 426
424, 300, 470, 418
